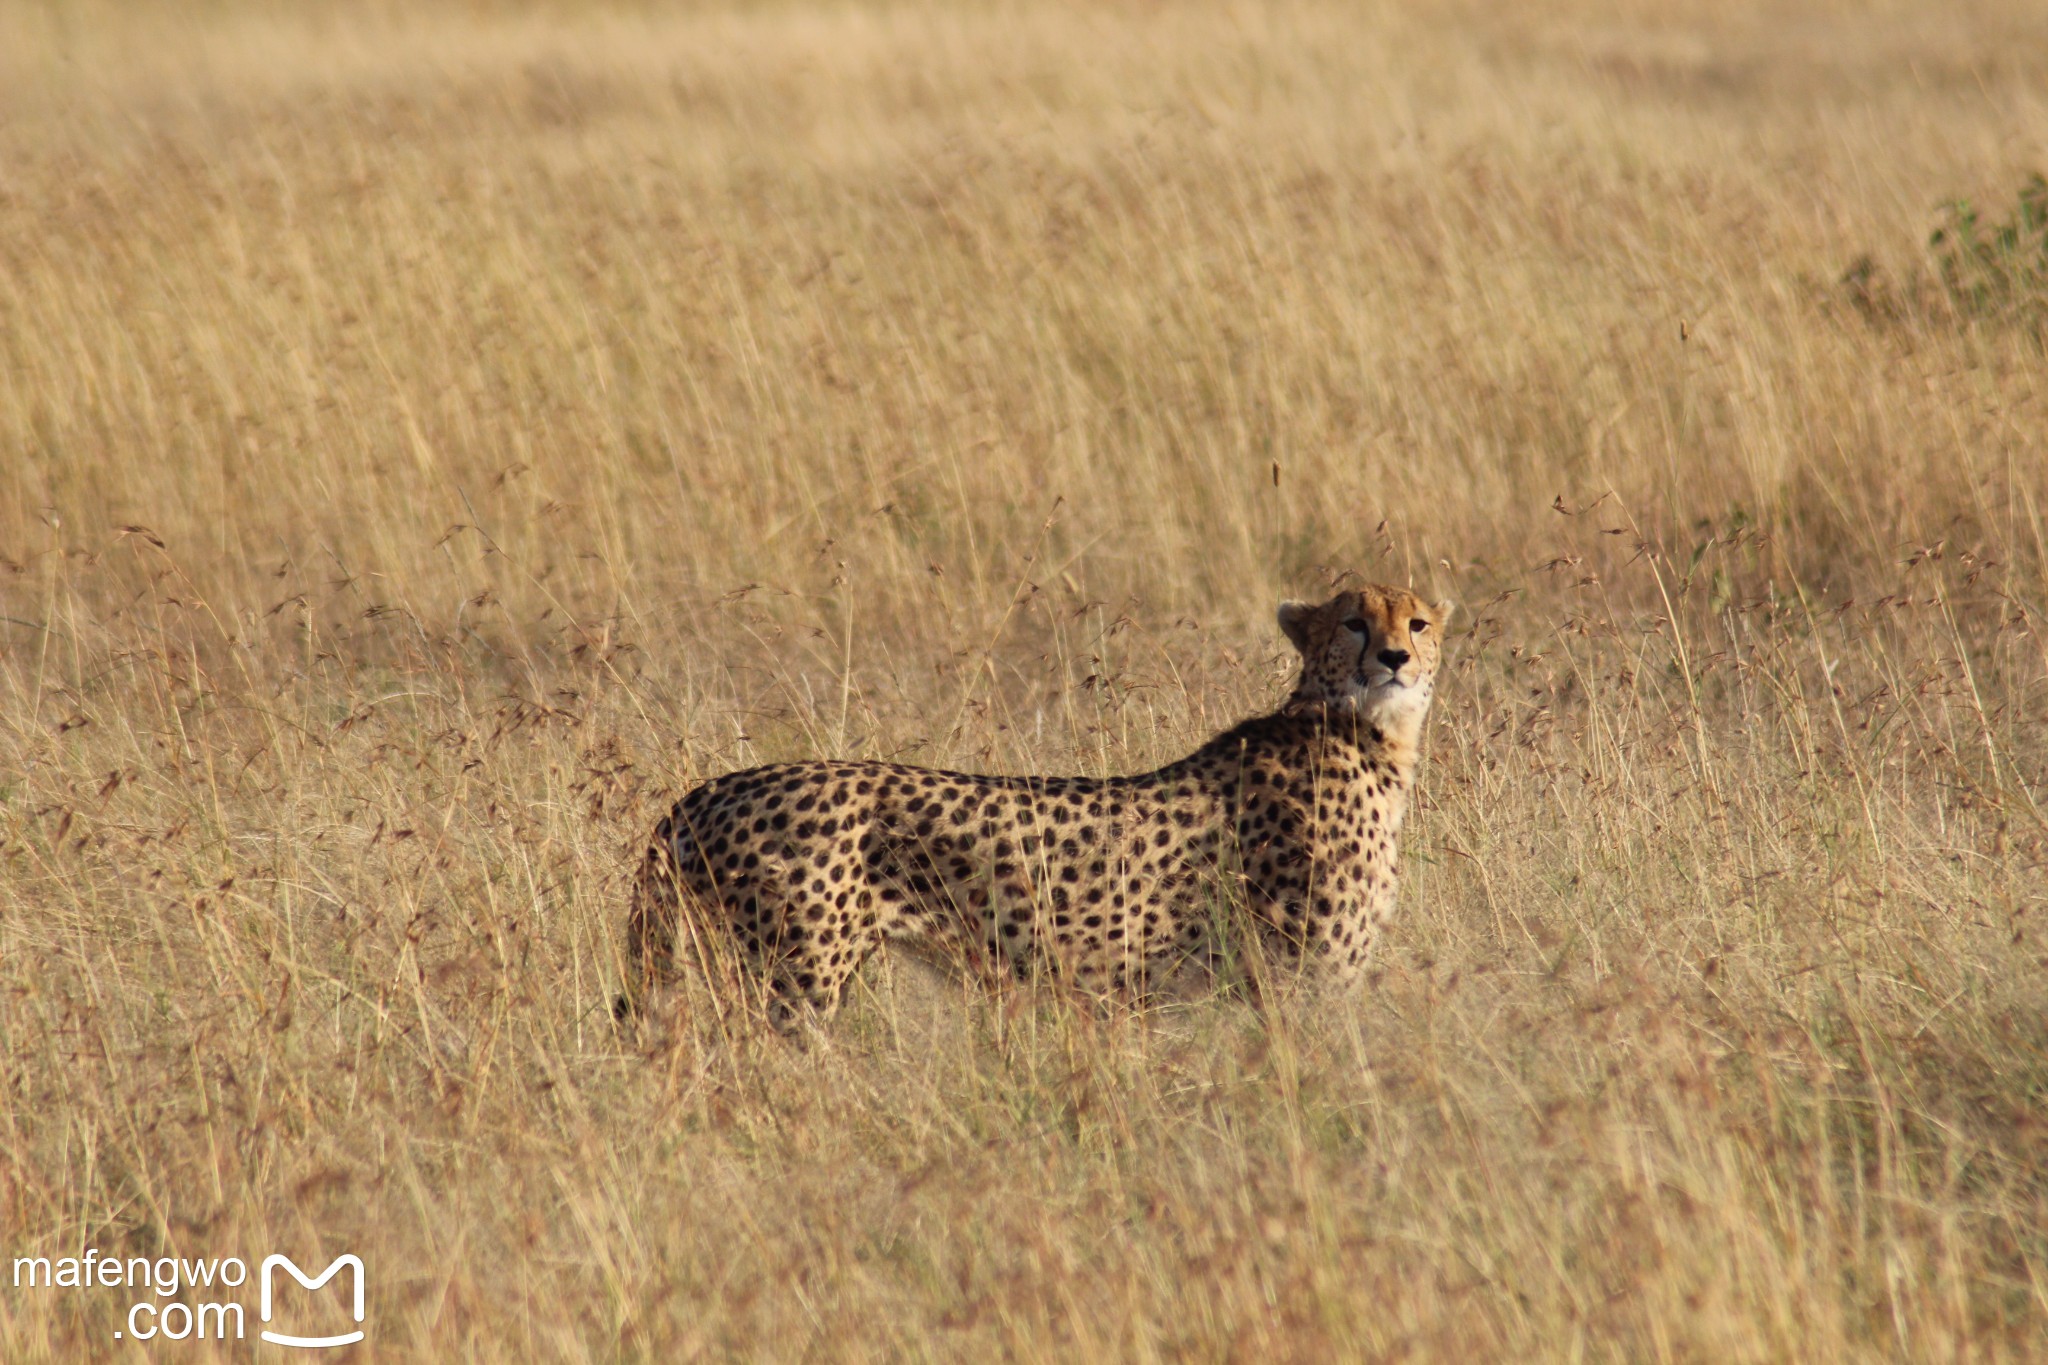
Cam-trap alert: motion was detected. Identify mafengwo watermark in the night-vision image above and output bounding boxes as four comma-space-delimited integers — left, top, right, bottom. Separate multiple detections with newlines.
11, 1248, 365, 1348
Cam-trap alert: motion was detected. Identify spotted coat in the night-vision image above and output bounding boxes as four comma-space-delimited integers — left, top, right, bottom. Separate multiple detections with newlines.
619, 583, 1448, 1027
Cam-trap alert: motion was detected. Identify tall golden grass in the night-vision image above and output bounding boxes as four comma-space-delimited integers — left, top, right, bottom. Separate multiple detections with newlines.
2, 0, 2045, 1357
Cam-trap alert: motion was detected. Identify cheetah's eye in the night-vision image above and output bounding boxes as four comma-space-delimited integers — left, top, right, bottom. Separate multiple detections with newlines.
1409, 619, 1430, 634
1342, 617, 1369, 634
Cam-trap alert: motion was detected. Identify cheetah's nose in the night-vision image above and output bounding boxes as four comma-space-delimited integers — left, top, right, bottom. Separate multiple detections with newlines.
1378, 649, 1410, 671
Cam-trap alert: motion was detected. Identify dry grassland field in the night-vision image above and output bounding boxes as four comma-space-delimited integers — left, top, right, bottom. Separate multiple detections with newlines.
4, 0, 2048, 1359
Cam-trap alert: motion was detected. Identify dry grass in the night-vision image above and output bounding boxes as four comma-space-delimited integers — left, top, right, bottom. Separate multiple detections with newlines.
3, 0, 2047, 1358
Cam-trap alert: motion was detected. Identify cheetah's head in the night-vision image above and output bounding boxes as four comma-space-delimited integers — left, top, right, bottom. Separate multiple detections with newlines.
1276, 584, 1451, 734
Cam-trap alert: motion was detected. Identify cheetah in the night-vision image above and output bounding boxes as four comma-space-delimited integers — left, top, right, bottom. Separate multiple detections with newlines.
618, 582, 1449, 1029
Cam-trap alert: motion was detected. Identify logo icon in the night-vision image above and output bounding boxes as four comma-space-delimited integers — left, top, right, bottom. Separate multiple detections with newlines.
258, 1254, 365, 1349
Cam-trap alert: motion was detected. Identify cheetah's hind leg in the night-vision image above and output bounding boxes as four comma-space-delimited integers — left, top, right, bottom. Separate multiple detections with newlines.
752, 893, 888, 1037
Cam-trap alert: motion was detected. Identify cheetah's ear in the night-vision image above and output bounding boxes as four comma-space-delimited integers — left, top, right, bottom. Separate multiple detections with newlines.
1276, 600, 1315, 650
1434, 599, 1456, 627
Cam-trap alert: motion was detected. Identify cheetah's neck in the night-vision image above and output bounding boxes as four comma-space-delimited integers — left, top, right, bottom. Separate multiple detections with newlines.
1172, 707, 1420, 796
